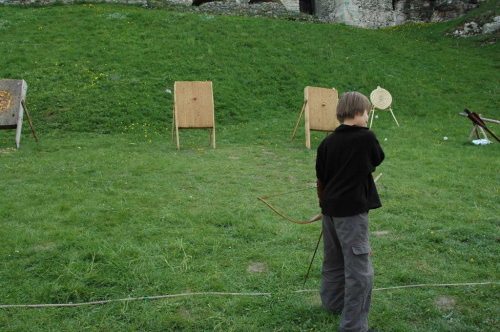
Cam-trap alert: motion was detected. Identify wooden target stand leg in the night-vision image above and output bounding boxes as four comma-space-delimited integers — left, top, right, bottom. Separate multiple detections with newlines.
22, 101, 38, 142
172, 103, 181, 151
15, 100, 38, 149
172, 102, 179, 150
291, 100, 307, 143
305, 104, 311, 149
369, 107, 399, 127
209, 127, 215, 149
291, 100, 330, 149
389, 107, 400, 127
290, 100, 321, 149
369, 108, 375, 128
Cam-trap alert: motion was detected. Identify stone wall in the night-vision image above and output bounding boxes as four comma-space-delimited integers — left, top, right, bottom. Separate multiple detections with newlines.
317, 0, 489, 28
317, 0, 403, 28
0, 0, 495, 31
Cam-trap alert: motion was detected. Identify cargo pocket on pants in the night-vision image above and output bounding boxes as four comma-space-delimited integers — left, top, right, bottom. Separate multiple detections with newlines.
351, 244, 371, 256
350, 243, 374, 278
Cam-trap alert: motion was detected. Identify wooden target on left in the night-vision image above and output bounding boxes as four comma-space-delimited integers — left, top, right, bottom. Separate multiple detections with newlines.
0, 79, 27, 129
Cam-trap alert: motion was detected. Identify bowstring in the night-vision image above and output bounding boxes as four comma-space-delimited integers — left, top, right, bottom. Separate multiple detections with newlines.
258, 185, 319, 224
259, 185, 316, 200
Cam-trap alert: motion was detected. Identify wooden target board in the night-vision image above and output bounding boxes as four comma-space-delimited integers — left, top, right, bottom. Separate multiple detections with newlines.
0, 79, 26, 129
0, 79, 37, 148
291, 86, 340, 149
172, 81, 215, 150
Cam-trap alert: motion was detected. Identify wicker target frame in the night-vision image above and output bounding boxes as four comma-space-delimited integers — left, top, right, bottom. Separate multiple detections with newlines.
369, 86, 399, 127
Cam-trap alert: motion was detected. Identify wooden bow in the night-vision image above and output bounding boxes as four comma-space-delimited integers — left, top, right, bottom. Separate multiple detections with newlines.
258, 196, 322, 224
302, 173, 382, 286
258, 174, 383, 225
465, 108, 500, 143
260, 174, 383, 287
257, 187, 322, 225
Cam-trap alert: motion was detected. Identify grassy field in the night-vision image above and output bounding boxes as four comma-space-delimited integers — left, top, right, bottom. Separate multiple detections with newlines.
0, 1, 499, 331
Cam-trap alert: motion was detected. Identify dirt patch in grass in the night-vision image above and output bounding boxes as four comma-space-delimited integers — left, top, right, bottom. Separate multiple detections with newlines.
373, 230, 390, 236
247, 262, 268, 273
304, 293, 322, 307
435, 296, 456, 310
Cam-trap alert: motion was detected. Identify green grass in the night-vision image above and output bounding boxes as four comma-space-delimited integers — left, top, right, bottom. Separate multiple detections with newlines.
0, 2, 499, 331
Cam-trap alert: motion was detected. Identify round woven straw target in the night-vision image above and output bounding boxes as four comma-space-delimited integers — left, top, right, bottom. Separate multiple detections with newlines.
0, 90, 13, 114
370, 86, 392, 110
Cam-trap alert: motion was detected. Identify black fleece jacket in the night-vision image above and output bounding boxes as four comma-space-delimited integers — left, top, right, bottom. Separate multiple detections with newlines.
316, 124, 385, 217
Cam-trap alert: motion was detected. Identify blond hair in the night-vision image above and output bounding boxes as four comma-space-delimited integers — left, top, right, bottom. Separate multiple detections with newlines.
336, 91, 371, 122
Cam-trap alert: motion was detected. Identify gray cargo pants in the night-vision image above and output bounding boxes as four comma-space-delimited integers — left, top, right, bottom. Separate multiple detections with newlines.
320, 213, 374, 332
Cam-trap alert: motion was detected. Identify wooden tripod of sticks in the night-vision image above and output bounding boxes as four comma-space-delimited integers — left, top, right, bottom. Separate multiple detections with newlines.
460, 109, 500, 143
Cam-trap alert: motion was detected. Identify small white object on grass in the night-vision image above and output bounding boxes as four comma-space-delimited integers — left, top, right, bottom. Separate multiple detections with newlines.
472, 139, 492, 145
443, 136, 448, 141
384, 138, 387, 141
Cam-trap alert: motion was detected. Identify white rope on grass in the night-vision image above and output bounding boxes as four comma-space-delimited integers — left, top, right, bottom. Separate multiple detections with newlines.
373, 281, 499, 292
295, 281, 500, 294
0, 292, 272, 309
0, 282, 497, 309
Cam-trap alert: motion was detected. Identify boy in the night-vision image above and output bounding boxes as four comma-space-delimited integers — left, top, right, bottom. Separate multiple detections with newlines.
315, 91, 385, 332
